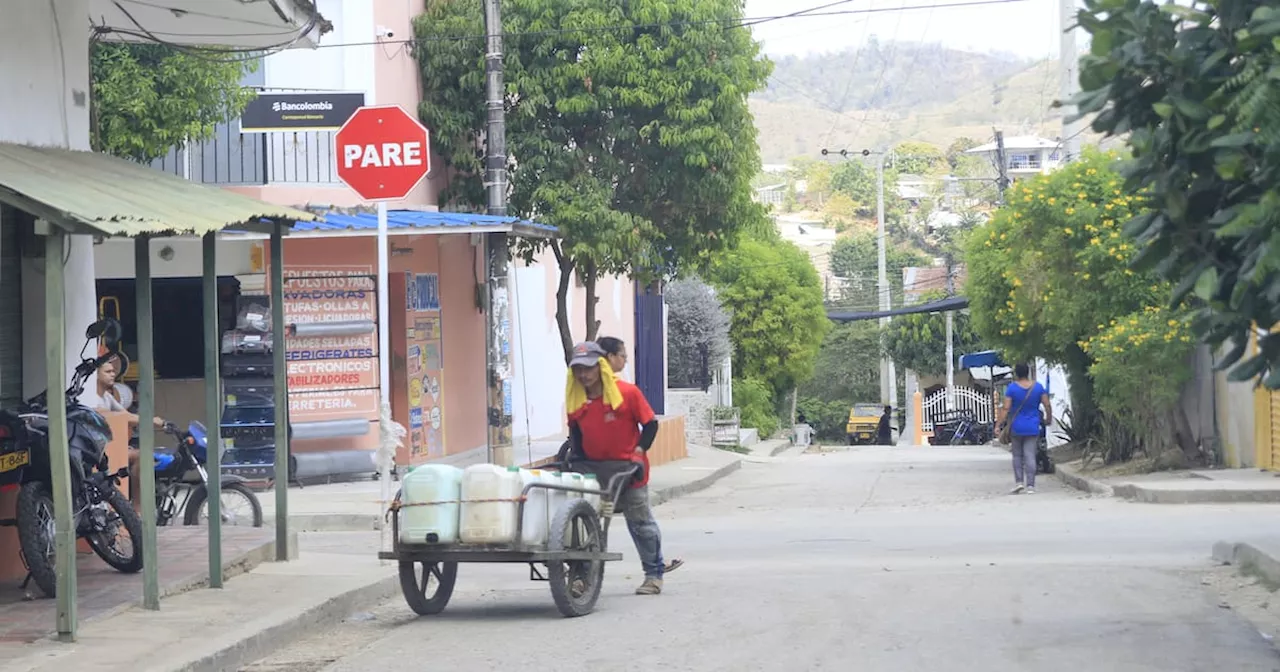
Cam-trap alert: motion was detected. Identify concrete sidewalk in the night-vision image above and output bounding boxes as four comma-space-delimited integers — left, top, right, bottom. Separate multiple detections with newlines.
0, 445, 745, 672
1056, 460, 1280, 504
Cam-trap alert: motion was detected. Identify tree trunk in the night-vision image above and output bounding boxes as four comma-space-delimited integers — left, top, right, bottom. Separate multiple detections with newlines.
1062, 343, 1099, 441
552, 242, 576, 365
583, 259, 601, 341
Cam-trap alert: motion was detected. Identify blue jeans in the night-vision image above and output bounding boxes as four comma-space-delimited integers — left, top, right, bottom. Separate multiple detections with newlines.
1011, 435, 1038, 487
616, 485, 664, 579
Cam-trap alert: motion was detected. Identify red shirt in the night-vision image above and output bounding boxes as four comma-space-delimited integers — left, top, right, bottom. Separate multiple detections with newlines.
568, 380, 656, 486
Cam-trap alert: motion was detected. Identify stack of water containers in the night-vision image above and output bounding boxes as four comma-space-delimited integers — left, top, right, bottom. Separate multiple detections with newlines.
398, 463, 605, 546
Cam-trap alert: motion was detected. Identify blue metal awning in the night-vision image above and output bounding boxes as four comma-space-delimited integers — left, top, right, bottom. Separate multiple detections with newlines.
291, 209, 557, 238
959, 350, 1006, 369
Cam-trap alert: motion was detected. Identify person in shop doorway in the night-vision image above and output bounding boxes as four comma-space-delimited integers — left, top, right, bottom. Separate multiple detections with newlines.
877, 405, 893, 445
592, 336, 684, 577
997, 362, 1052, 495
88, 356, 164, 500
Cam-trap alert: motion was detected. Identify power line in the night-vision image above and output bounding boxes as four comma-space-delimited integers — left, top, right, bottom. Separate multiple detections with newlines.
126, 0, 1031, 52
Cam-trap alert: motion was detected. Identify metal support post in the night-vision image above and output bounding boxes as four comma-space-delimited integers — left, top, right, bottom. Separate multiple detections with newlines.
270, 223, 290, 559
44, 226, 76, 640
376, 201, 392, 552
135, 235, 160, 607
202, 232, 223, 586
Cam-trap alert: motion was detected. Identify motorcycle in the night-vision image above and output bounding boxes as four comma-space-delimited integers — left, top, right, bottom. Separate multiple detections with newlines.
151, 421, 263, 527
0, 319, 144, 598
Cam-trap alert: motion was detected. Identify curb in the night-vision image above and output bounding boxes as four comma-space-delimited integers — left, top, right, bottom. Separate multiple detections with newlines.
1054, 463, 1115, 497
1213, 541, 1280, 589
648, 458, 744, 508
174, 573, 400, 672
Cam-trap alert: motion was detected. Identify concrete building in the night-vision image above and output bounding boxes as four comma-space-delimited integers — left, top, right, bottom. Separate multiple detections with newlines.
965, 136, 1064, 179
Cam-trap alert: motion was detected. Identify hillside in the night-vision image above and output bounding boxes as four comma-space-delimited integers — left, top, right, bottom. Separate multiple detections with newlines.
752, 43, 1096, 163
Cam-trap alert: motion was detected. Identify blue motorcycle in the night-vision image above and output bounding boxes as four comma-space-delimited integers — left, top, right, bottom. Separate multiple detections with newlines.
149, 421, 263, 527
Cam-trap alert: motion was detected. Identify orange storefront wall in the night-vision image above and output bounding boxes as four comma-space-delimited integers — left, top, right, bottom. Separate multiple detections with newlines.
274, 235, 486, 462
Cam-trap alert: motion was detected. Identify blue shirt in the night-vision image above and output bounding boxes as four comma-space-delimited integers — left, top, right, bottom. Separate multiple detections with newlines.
1005, 382, 1045, 437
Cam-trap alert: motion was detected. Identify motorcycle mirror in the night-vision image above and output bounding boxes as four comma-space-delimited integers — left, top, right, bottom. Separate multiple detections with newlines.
87, 319, 123, 352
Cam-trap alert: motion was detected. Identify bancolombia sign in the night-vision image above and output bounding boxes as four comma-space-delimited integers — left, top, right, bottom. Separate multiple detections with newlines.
240, 92, 366, 133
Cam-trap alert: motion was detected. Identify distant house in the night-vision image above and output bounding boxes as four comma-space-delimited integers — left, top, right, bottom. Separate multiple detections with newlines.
965, 136, 1063, 179
753, 183, 787, 206
903, 264, 967, 304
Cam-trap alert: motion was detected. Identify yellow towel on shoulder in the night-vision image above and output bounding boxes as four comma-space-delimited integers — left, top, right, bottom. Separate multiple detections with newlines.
566, 357, 624, 415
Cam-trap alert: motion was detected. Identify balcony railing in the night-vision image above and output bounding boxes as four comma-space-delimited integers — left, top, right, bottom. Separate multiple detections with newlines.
151, 119, 342, 186
1007, 155, 1043, 171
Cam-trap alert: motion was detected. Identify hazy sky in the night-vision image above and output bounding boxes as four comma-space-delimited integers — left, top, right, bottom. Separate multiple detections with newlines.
746, 0, 1067, 61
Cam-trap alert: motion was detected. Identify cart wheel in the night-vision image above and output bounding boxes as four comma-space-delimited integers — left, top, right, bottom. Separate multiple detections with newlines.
547, 499, 604, 618
398, 560, 457, 616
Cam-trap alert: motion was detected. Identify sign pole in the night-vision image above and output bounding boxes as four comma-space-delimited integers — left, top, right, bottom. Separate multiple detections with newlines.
331, 104, 431, 533
376, 201, 393, 555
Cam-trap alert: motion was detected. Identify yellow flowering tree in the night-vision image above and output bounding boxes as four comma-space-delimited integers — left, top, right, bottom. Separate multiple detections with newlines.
965, 149, 1193, 455
1082, 306, 1196, 458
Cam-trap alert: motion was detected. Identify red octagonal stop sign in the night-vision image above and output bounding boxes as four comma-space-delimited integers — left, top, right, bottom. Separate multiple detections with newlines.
334, 105, 432, 202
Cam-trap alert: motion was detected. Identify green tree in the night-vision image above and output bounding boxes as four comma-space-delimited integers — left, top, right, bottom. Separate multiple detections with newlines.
709, 238, 829, 399
798, 320, 894, 441
964, 150, 1193, 452
1072, 0, 1280, 387
413, 0, 771, 360
893, 141, 948, 176
946, 137, 981, 168
830, 159, 888, 213
90, 44, 256, 162
829, 231, 928, 309
799, 320, 880, 400
882, 292, 984, 377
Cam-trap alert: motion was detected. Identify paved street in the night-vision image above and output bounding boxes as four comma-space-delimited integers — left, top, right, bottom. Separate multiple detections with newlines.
247, 446, 1280, 672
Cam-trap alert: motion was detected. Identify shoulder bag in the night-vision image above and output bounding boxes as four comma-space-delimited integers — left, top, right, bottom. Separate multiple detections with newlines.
999, 384, 1033, 445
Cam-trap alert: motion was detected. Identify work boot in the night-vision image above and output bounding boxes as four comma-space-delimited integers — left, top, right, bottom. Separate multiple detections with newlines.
635, 578, 663, 595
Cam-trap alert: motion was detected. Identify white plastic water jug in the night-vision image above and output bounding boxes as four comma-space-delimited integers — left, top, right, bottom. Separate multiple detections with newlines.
399, 464, 463, 545
545, 471, 569, 530
460, 464, 522, 544
520, 469, 550, 546
564, 472, 586, 500
582, 474, 602, 513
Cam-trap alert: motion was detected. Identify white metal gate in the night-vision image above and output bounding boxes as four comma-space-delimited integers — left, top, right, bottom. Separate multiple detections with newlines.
921, 386, 993, 432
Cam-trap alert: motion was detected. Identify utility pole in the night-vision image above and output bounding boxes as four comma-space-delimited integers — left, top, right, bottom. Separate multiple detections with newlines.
944, 259, 955, 411
821, 146, 897, 413
994, 128, 1010, 204
876, 149, 894, 409
483, 0, 513, 465
1060, 0, 1082, 163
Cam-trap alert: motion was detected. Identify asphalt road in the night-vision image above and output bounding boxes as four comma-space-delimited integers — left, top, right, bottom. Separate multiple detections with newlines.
246, 446, 1280, 672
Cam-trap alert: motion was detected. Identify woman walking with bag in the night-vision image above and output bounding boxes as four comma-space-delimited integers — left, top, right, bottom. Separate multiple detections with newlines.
997, 363, 1052, 494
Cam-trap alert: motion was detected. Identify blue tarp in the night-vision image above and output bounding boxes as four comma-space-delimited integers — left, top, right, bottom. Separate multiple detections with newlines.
959, 350, 1006, 369
290, 209, 558, 235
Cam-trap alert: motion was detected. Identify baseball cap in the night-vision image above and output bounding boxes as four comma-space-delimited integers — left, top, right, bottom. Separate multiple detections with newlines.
569, 341, 607, 368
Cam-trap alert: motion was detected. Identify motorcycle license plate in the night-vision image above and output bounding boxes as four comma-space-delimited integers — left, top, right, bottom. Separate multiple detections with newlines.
0, 451, 30, 473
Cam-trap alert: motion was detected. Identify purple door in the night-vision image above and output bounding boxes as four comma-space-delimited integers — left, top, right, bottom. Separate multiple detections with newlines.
633, 282, 665, 414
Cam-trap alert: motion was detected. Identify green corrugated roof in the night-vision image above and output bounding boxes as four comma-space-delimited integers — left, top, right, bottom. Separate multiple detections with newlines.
0, 142, 318, 237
